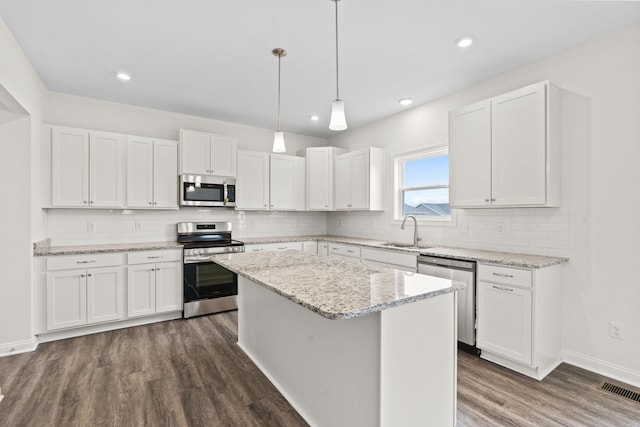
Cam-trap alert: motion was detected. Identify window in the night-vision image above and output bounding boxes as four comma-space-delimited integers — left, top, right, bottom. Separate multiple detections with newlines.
394, 147, 451, 221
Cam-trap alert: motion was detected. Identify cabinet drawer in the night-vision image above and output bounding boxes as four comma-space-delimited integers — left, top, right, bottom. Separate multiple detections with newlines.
128, 249, 182, 265
47, 253, 125, 271
361, 248, 416, 269
328, 243, 361, 258
478, 264, 532, 289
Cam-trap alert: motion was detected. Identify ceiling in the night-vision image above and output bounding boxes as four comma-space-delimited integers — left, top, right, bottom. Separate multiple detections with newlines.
1, 1, 639, 139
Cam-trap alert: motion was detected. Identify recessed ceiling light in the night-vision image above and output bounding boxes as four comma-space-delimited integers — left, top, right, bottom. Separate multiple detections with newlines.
310, 115, 319, 121
399, 98, 413, 106
455, 36, 474, 49
117, 72, 131, 81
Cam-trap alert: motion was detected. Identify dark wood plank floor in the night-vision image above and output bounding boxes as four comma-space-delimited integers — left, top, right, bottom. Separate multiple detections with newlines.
1, 312, 639, 426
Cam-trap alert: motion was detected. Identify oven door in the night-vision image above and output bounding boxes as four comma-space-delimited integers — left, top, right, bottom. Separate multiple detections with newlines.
183, 260, 237, 302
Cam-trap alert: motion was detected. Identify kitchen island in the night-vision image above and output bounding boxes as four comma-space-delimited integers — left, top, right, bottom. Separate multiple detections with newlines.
213, 250, 465, 427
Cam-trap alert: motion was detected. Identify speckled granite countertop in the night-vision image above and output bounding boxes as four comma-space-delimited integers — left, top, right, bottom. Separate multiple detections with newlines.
213, 251, 465, 320
241, 235, 568, 269
34, 241, 183, 256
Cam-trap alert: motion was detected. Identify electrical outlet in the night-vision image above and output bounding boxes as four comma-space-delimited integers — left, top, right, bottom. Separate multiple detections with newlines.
497, 222, 505, 233
135, 221, 143, 231
610, 321, 624, 339
87, 222, 95, 232
458, 222, 468, 233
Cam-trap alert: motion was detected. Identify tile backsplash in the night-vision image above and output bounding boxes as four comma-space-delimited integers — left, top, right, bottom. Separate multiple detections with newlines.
45, 209, 328, 246
327, 207, 569, 257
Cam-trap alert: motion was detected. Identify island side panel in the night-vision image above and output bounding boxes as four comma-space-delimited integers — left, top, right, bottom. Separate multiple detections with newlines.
380, 292, 457, 427
237, 277, 381, 427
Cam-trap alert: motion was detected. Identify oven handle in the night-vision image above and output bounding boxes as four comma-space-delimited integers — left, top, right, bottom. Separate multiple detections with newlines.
184, 257, 216, 264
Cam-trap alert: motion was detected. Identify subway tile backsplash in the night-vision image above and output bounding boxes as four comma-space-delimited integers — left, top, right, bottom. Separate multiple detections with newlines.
45, 209, 328, 246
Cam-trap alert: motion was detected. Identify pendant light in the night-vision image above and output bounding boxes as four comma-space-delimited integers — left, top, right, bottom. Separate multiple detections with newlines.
329, 0, 347, 131
272, 48, 287, 153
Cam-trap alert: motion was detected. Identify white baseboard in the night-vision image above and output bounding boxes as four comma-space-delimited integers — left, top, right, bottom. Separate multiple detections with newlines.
563, 350, 640, 389
0, 337, 38, 358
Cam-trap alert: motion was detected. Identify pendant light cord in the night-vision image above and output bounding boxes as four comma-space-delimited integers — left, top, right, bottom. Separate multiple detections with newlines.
334, 0, 340, 101
277, 53, 281, 132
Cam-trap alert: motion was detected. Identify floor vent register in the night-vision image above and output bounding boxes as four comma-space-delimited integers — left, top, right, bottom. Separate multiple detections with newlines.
600, 381, 640, 403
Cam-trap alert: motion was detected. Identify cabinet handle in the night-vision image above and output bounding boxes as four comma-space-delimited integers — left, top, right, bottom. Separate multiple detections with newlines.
347, 250, 355, 253
492, 285, 514, 292
87, 273, 92, 277
277, 247, 287, 250
76, 260, 96, 264
253, 248, 264, 252
147, 256, 161, 259
491, 198, 496, 202
484, 198, 490, 202
80, 274, 85, 277
492, 272, 514, 278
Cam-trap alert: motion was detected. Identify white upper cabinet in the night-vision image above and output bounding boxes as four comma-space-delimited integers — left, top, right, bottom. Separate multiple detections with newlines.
50, 127, 125, 208
270, 154, 305, 211
179, 129, 237, 177
305, 147, 346, 210
334, 147, 386, 211
449, 81, 561, 208
236, 150, 270, 210
126, 136, 178, 209
236, 150, 305, 211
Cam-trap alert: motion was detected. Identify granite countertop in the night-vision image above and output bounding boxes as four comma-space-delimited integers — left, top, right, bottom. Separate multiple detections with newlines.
213, 250, 465, 320
33, 241, 183, 256
241, 235, 568, 269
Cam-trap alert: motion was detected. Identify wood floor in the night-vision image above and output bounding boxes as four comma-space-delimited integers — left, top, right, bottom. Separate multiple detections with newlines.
0, 312, 639, 426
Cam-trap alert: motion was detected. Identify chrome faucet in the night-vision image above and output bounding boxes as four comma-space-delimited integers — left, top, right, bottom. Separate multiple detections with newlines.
400, 215, 422, 247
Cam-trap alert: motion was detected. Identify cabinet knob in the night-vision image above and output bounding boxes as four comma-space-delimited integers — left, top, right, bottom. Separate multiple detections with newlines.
90, 201, 94, 204
80, 274, 85, 278
491, 198, 496, 202
484, 198, 490, 202
264, 204, 267, 207
83, 200, 88, 204
87, 273, 92, 277
153, 202, 158, 205
325, 205, 328, 208
148, 202, 153, 205
156, 267, 160, 271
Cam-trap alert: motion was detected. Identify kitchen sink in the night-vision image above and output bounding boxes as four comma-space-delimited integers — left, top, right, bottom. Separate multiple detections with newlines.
380, 242, 427, 250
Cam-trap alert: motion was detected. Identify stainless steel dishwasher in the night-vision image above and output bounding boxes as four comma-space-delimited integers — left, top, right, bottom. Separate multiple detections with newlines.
418, 255, 479, 355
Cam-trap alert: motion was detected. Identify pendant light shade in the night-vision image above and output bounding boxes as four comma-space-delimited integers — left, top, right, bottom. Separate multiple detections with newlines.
272, 48, 287, 153
329, 0, 347, 131
273, 131, 286, 153
329, 100, 347, 131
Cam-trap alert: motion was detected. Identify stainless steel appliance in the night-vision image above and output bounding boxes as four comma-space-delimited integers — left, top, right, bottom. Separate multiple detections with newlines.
418, 255, 479, 355
179, 174, 236, 207
178, 222, 244, 318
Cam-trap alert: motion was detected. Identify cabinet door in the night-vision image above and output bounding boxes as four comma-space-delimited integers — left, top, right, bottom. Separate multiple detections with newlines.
155, 261, 182, 313
180, 130, 211, 175
349, 150, 369, 209
317, 242, 329, 256
51, 127, 90, 207
89, 131, 125, 207
127, 264, 156, 318
477, 281, 532, 365
334, 154, 351, 210
86, 267, 124, 324
153, 139, 179, 208
449, 100, 492, 207
46, 270, 87, 330
126, 136, 154, 207
270, 155, 297, 210
307, 148, 331, 210
236, 150, 269, 210
491, 83, 547, 206
210, 135, 237, 177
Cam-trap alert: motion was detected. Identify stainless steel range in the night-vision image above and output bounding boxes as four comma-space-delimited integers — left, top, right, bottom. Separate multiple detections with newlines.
178, 222, 244, 318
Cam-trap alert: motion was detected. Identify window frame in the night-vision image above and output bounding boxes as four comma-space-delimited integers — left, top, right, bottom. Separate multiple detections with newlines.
393, 145, 454, 223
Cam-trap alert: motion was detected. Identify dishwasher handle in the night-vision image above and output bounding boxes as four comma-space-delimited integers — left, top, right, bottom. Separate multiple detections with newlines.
418, 255, 475, 271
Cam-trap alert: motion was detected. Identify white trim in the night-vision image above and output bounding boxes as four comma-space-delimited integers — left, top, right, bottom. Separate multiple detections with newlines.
563, 350, 640, 389
0, 337, 38, 358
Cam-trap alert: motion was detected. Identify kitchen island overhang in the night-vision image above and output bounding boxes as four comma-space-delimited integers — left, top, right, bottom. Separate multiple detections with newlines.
213, 251, 465, 427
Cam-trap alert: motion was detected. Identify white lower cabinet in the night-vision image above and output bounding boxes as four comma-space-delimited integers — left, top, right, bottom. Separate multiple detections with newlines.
328, 243, 361, 262
127, 249, 182, 318
361, 248, 417, 272
317, 242, 329, 256
476, 263, 561, 380
46, 266, 124, 331
43, 249, 182, 333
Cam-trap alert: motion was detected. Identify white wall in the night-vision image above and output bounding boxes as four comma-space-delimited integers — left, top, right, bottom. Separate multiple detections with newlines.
328, 22, 640, 386
0, 16, 47, 355
42, 93, 329, 245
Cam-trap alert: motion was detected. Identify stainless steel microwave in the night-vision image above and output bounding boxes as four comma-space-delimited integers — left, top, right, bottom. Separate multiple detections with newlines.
179, 174, 236, 207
